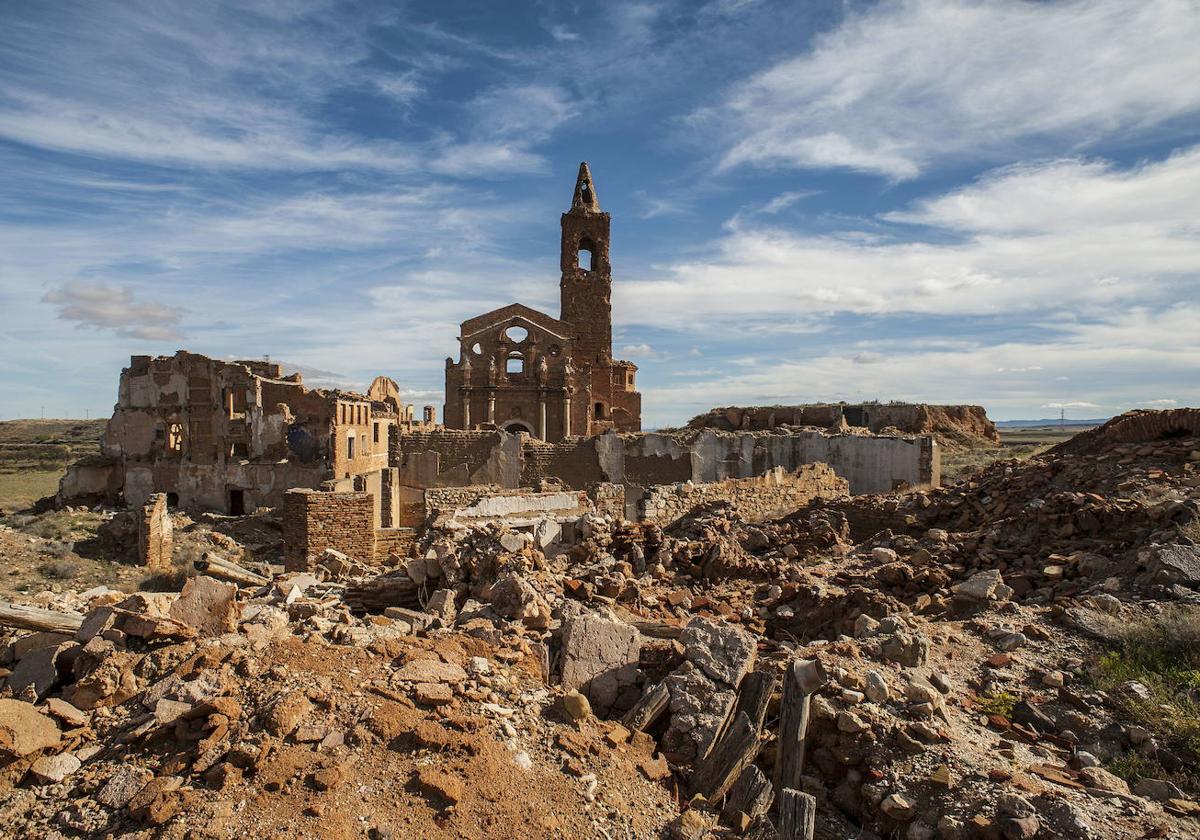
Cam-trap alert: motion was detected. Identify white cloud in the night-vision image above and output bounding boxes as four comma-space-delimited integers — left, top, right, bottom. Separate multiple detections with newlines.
549, 25, 579, 42
711, 0, 1200, 178
620, 147, 1200, 327
637, 306, 1200, 427
42, 281, 186, 340
758, 191, 816, 214
1141, 398, 1179, 407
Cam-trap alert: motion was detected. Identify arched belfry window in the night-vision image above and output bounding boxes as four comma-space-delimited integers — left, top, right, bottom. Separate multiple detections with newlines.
578, 237, 597, 272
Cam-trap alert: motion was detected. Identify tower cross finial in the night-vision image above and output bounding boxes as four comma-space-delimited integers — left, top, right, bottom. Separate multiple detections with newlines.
571, 162, 600, 211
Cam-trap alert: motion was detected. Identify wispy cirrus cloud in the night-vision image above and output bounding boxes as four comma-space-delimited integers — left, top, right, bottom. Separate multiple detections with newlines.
621, 146, 1200, 328
709, 0, 1200, 178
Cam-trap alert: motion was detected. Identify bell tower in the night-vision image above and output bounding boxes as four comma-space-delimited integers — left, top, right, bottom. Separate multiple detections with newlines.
559, 162, 612, 367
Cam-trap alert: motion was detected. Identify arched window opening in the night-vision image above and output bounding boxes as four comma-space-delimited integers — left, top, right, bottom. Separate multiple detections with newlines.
506, 353, 524, 375
504, 325, 528, 343
578, 238, 597, 272
594, 402, 604, 419
471, 342, 483, 356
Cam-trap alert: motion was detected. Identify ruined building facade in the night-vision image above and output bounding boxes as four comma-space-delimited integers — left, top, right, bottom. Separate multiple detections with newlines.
443, 163, 641, 442
60, 351, 428, 514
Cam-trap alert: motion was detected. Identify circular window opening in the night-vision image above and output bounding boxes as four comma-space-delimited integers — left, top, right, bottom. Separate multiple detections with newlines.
504, 325, 529, 344
470, 342, 483, 356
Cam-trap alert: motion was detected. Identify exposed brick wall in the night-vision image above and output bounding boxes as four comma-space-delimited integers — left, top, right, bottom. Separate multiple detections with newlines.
138, 493, 172, 570
422, 485, 508, 519
639, 464, 848, 527
283, 488, 374, 571
521, 437, 606, 488
374, 528, 417, 562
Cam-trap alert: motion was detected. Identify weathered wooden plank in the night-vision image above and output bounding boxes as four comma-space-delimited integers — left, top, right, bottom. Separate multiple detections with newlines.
623, 680, 670, 731
733, 670, 776, 732
691, 711, 761, 801
720, 764, 774, 832
774, 658, 827, 797
778, 788, 816, 840
195, 552, 270, 586
0, 602, 84, 634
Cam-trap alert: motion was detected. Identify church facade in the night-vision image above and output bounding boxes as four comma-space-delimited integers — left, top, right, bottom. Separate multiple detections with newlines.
443, 163, 642, 441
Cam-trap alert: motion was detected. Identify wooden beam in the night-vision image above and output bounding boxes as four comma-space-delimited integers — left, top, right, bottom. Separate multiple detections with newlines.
778, 788, 816, 840
623, 680, 670, 731
691, 711, 761, 801
195, 552, 270, 586
0, 602, 84, 634
733, 670, 776, 732
774, 658, 826, 797
720, 764, 774, 832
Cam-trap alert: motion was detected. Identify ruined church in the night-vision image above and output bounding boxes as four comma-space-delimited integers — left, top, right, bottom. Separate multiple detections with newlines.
442, 163, 642, 442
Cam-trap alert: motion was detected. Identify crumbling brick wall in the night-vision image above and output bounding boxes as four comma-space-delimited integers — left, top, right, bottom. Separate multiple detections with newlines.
137, 493, 172, 571
422, 485, 506, 520
283, 488, 374, 570
373, 528, 416, 562
588, 482, 626, 520
639, 464, 849, 527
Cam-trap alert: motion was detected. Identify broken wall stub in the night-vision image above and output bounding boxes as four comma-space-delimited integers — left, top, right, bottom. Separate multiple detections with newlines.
425, 486, 593, 531
137, 493, 172, 571
283, 488, 375, 571
390, 429, 522, 488
639, 464, 849, 527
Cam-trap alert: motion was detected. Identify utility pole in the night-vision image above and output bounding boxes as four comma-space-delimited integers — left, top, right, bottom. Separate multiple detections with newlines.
1060, 407, 1065, 427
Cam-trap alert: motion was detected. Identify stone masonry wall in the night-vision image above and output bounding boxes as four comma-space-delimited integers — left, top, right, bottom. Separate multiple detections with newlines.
137, 493, 172, 571
283, 488, 375, 571
639, 464, 849, 527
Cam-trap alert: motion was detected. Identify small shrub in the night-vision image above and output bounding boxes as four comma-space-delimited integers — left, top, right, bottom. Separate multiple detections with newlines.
39, 557, 80, 580
1090, 606, 1200, 793
978, 690, 1019, 718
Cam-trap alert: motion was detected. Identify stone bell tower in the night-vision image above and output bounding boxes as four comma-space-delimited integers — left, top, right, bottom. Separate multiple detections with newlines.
559, 162, 612, 368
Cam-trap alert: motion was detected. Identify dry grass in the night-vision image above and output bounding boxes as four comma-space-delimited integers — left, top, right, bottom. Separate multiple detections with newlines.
0, 469, 64, 512
1181, 517, 1200, 543
1091, 606, 1200, 793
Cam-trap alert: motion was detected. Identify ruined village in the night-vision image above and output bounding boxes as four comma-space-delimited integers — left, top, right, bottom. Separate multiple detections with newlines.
0, 160, 1197, 840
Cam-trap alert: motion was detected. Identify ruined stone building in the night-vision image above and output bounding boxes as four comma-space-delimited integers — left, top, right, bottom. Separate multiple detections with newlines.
60, 351, 427, 514
443, 163, 642, 441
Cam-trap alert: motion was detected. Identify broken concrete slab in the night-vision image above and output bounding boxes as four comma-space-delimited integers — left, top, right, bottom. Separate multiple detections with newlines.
678, 616, 755, 687
560, 613, 641, 715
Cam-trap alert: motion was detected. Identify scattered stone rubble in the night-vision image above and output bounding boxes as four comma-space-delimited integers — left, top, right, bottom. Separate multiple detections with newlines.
1, 409, 1198, 838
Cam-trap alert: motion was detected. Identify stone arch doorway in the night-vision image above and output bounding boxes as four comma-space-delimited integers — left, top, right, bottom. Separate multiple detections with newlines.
501, 420, 534, 436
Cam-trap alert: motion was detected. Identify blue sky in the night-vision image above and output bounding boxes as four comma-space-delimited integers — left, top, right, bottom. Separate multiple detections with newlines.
2, 0, 1198, 427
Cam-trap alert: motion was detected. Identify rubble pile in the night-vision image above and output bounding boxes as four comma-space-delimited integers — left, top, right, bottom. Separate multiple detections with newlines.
1, 408, 1198, 838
